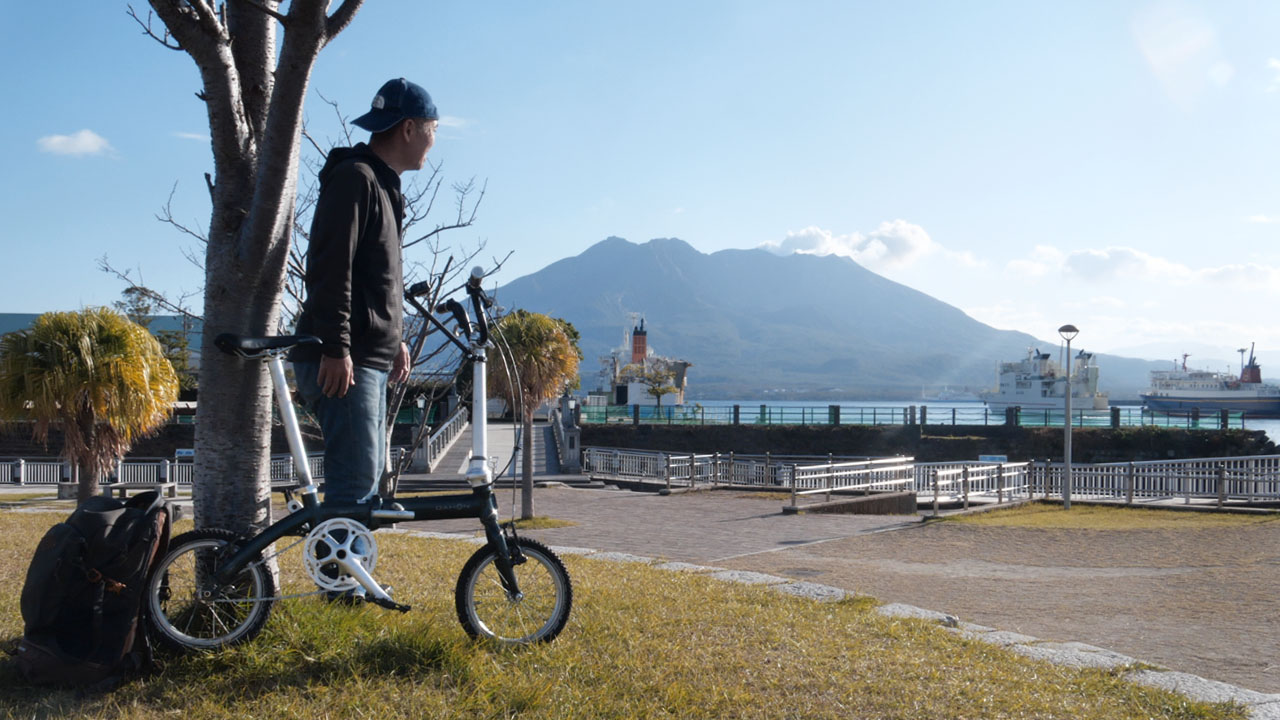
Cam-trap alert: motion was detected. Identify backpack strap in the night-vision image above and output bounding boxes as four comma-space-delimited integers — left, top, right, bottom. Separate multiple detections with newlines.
125, 490, 168, 517
90, 579, 106, 653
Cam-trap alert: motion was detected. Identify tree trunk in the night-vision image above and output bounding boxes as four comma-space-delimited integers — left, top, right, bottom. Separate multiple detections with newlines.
521, 412, 535, 520
73, 461, 96, 503
144, 0, 360, 535
194, 272, 280, 535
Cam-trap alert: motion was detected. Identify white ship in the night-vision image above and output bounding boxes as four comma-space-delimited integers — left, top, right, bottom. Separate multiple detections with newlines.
982, 348, 1109, 412
1140, 345, 1280, 417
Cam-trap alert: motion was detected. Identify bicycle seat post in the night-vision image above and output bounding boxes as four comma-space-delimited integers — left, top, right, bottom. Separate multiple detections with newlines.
267, 352, 320, 500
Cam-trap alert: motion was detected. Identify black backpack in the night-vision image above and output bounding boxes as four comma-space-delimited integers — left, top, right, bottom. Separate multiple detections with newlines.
15, 490, 172, 687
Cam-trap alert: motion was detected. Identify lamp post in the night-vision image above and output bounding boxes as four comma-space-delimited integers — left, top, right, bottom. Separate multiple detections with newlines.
1058, 324, 1079, 510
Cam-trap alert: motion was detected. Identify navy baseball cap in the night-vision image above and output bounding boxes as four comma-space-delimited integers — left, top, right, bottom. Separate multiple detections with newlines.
352, 78, 438, 133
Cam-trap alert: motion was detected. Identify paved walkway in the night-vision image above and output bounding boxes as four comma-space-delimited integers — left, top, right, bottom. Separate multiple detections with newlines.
397, 482, 1280, 717
403, 482, 915, 563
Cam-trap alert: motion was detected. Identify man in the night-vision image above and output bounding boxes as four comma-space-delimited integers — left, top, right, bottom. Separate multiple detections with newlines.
292, 78, 439, 507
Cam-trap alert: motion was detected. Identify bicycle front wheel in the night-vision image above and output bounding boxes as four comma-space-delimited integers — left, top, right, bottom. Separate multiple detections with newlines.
147, 528, 275, 652
455, 537, 572, 643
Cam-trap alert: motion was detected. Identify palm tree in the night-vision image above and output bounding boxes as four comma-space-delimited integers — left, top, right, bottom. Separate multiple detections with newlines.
488, 311, 580, 519
0, 308, 178, 503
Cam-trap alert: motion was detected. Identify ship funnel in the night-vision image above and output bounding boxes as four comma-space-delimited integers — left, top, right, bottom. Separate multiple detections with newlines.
1242, 342, 1262, 383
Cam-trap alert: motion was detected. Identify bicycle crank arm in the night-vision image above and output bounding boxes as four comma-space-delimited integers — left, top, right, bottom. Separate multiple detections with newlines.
368, 596, 411, 613
336, 556, 401, 607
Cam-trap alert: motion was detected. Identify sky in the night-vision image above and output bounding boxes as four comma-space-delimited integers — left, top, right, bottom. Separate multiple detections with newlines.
3, 1, 1280, 372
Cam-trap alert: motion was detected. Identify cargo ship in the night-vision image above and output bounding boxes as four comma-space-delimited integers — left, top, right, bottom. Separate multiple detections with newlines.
982, 347, 1109, 412
1140, 344, 1280, 417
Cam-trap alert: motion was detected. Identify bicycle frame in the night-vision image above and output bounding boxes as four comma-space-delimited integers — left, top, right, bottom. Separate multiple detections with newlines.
213, 279, 520, 602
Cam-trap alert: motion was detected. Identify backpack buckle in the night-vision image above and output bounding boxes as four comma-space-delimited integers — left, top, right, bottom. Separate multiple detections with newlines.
85, 568, 126, 594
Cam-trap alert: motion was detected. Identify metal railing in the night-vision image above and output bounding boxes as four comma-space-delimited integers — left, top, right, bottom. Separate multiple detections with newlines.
579, 403, 1247, 430
915, 462, 1035, 515
788, 458, 916, 508
1029, 455, 1280, 505
4, 452, 331, 488
413, 405, 469, 472
582, 446, 1280, 509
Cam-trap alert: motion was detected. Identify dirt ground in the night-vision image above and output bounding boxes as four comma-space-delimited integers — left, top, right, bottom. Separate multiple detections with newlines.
718, 516, 1280, 694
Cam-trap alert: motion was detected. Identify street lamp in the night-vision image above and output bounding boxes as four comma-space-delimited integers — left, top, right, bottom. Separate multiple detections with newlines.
1058, 324, 1079, 510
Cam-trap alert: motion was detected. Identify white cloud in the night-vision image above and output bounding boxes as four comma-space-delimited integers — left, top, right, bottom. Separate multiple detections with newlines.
1267, 58, 1280, 92
1199, 263, 1280, 287
172, 131, 208, 141
37, 129, 114, 157
437, 115, 467, 129
760, 220, 972, 269
1009, 244, 1280, 292
1248, 214, 1280, 223
1132, 2, 1232, 107
1062, 246, 1193, 282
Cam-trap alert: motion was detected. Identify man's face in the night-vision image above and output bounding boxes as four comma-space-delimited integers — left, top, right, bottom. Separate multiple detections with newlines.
408, 118, 437, 170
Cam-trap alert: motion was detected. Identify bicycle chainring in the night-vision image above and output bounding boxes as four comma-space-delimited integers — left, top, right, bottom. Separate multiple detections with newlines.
302, 518, 379, 592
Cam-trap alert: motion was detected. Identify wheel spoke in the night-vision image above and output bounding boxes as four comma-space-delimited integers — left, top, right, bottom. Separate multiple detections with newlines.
456, 539, 571, 644
148, 530, 275, 652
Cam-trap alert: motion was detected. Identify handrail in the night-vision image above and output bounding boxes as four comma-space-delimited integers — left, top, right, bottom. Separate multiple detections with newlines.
582, 446, 1280, 508
550, 408, 568, 467
414, 404, 469, 473
576, 403, 1248, 430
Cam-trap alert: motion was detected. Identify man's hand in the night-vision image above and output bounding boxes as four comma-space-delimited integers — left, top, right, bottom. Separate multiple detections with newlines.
391, 342, 410, 384
317, 354, 355, 398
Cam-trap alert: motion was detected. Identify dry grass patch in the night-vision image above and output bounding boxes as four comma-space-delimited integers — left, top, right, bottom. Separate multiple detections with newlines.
950, 501, 1280, 530
0, 508, 1248, 719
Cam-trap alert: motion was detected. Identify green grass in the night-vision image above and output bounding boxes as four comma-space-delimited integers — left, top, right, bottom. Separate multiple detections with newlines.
0, 509, 1247, 719
949, 501, 1280, 530
0, 492, 59, 503
501, 516, 577, 530
735, 491, 794, 502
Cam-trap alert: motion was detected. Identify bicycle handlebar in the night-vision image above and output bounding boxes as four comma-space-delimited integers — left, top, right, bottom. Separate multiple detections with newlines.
466, 267, 491, 346
401, 266, 494, 354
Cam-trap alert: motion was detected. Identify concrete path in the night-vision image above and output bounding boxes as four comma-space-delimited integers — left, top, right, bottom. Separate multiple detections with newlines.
425, 421, 557, 480
396, 484, 1280, 719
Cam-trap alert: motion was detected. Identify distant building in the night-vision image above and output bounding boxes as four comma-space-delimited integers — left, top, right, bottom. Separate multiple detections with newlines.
596, 317, 692, 406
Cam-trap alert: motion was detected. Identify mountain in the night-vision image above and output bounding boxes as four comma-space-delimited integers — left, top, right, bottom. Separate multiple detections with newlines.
492, 237, 1165, 400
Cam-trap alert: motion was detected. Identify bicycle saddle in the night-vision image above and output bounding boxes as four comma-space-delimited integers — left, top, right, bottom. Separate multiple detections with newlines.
214, 333, 321, 358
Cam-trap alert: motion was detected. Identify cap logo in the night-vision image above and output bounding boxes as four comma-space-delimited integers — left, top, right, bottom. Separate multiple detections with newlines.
371, 94, 386, 109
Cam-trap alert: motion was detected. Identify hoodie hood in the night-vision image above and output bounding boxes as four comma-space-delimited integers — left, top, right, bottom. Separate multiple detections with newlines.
318, 143, 401, 195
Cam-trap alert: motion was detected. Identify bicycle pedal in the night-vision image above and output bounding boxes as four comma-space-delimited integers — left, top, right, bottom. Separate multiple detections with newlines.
368, 596, 411, 613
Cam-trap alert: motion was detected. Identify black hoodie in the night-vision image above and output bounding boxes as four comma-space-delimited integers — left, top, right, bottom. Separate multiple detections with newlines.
291, 144, 404, 370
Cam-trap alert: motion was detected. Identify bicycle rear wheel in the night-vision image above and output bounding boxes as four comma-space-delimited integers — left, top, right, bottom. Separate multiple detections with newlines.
455, 537, 572, 643
147, 528, 275, 652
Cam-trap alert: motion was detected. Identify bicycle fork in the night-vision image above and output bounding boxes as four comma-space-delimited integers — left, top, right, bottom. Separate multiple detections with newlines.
479, 495, 526, 598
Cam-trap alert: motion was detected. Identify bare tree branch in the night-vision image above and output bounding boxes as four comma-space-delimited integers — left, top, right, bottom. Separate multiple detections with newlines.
126, 5, 183, 50
157, 182, 211, 245
324, 0, 363, 40
182, 0, 226, 40
402, 178, 487, 250
97, 256, 204, 322
236, 0, 288, 24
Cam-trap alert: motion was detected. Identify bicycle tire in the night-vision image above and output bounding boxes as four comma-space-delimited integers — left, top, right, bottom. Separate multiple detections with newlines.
146, 528, 275, 652
455, 537, 572, 643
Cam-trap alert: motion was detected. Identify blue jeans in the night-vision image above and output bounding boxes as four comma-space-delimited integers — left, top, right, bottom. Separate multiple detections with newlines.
294, 361, 388, 506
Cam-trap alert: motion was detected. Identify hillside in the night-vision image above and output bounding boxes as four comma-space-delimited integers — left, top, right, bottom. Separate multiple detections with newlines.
492, 237, 1164, 399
